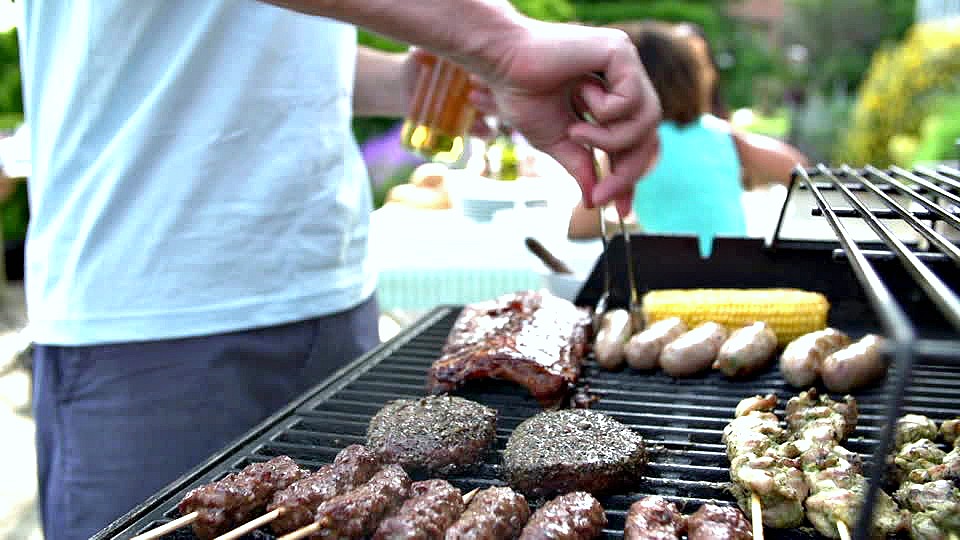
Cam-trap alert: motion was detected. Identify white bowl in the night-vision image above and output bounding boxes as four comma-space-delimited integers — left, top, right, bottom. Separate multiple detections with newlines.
540, 272, 586, 302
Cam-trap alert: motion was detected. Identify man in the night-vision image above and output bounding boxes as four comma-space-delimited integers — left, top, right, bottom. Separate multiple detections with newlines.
19, 1, 660, 538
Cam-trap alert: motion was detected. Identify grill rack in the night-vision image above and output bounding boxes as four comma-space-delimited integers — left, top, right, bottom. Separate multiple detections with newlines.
94, 164, 960, 540
769, 164, 960, 540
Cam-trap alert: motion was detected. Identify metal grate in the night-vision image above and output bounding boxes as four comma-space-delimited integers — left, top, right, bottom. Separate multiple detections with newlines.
770, 164, 960, 540
96, 305, 960, 540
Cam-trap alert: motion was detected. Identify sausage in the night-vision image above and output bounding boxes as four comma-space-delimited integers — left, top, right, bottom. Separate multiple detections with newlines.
594, 309, 633, 370
820, 334, 886, 392
518, 491, 606, 540
779, 328, 850, 388
713, 322, 778, 378
444, 486, 530, 540
624, 317, 687, 370
659, 322, 728, 377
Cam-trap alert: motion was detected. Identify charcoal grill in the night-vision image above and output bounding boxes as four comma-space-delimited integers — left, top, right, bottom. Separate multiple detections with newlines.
95, 165, 960, 540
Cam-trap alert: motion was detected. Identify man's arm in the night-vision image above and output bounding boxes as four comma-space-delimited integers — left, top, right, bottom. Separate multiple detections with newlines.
260, 0, 661, 215
353, 46, 408, 117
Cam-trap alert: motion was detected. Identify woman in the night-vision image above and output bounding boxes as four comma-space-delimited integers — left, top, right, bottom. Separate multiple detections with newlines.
568, 22, 808, 256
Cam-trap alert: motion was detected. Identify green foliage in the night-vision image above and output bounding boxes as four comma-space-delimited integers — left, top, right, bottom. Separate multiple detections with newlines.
913, 96, 960, 164
0, 28, 20, 115
782, 0, 916, 93
841, 20, 960, 166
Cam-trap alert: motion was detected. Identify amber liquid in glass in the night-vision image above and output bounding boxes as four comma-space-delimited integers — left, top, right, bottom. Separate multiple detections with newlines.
401, 57, 475, 163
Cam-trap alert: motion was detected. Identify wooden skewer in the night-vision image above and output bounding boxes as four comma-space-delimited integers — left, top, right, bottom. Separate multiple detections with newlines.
462, 487, 480, 505
129, 511, 198, 540
836, 520, 851, 540
278, 521, 322, 540
213, 508, 283, 540
750, 493, 764, 540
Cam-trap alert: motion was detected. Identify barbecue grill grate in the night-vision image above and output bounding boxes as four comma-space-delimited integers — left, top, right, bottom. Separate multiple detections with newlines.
96, 311, 960, 540
95, 165, 960, 540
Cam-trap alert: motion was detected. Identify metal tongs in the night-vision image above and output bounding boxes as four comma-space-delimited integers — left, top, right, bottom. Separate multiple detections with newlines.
569, 78, 643, 334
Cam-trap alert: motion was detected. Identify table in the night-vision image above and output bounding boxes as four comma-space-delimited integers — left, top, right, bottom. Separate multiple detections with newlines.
368, 204, 602, 312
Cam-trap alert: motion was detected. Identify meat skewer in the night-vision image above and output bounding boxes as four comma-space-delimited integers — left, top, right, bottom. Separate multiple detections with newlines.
518, 491, 606, 540
686, 504, 753, 540
372, 479, 466, 540
131, 455, 308, 540
724, 394, 808, 532
444, 486, 531, 540
209, 444, 381, 540
279, 463, 412, 540
891, 414, 960, 540
623, 496, 685, 540
782, 389, 906, 539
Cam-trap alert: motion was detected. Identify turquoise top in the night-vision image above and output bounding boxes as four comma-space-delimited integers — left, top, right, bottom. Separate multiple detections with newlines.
632, 114, 746, 257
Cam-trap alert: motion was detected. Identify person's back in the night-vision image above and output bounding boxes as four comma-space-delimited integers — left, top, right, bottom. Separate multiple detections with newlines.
632, 114, 745, 256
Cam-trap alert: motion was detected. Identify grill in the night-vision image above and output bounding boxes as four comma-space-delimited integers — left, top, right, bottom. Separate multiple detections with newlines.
95, 165, 960, 540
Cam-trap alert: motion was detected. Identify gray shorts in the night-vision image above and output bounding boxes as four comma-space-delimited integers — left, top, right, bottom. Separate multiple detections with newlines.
32, 296, 379, 540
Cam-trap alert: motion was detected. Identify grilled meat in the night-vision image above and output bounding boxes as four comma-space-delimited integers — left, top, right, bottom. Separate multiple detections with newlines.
734, 394, 778, 418
713, 322, 778, 378
784, 388, 858, 442
779, 328, 850, 388
503, 409, 646, 497
895, 439, 947, 482
366, 395, 497, 475
177, 455, 306, 539
311, 464, 411, 539
940, 418, 959, 448
444, 486, 531, 540
909, 447, 960, 484
729, 453, 808, 528
623, 496, 685, 540
895, 480, 959, 513
267, 445, 380, 535
686, 504, 752, 540
372, 479, 465, 540
518, 491, 606, 540
726, 394, 807, 528
897, 414, 940, 448
426, 290, 592, 406
804, 479, 907, 539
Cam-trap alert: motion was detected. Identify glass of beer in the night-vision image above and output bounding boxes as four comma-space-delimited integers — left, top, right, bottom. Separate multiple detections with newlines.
401, 55, 476, 163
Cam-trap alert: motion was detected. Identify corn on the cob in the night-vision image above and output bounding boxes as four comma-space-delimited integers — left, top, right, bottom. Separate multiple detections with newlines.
641, 288, 829, 346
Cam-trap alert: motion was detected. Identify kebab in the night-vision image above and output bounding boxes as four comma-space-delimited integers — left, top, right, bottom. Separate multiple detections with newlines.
724, 394, 809, 533
518, 491, 606, 540
781, 388, 906, 540
891, 414, 960, 540
624, 496, 753, 540
130, 455, 309, 540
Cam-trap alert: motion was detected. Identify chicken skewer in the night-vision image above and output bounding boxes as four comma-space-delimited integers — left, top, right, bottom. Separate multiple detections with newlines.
892, 415, 960, 540
782, 389, 906, 539
724, 394, 808, 535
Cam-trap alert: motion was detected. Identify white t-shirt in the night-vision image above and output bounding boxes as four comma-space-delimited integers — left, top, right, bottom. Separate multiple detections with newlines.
18, 1, 376, 345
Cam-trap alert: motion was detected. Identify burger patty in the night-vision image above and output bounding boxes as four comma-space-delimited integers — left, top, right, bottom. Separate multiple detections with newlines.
504, 409, 646, 497
366, 394, 498, 475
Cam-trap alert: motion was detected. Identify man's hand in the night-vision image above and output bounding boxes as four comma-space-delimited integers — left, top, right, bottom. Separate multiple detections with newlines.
469, 21, 661, 216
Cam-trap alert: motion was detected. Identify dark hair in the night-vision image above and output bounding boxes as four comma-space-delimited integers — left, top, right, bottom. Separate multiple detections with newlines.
673, 22, 730, 120
613, 21, 704, 126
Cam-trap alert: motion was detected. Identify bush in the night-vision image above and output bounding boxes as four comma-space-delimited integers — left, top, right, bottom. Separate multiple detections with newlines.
840, 20, 960, 166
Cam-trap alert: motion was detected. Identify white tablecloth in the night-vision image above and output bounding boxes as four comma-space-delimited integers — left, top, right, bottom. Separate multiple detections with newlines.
369, 204, 602, 311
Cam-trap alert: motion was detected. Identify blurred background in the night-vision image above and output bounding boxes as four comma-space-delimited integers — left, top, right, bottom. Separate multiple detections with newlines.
0, 1, 958, 538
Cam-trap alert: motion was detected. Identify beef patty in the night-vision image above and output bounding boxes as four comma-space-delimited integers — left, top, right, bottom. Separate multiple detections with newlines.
367, 394, 498, 475
504, 409, 646, 497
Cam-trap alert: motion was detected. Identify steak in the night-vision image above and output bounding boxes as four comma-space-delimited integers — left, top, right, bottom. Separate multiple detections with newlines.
426, 290, 592, 406
504, 409, 646, 497
367, 395, 497, 475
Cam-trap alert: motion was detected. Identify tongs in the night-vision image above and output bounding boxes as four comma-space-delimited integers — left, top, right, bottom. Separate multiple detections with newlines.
569, 80, 643, 334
